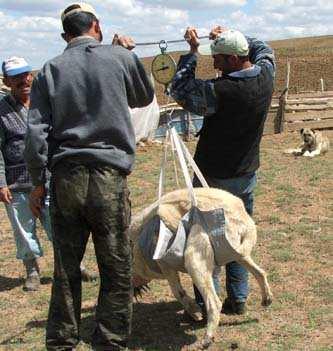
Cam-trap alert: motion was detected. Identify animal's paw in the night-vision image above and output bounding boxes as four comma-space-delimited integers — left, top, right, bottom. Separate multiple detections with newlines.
303, 151, 312, 157
183, 309, 204, 322
187, 300, 204, 322
187, 336, 214, 350
283, 148, 302, 156
190, 311, 203, 322
283, 148, 295, 154
262, 296, 273, 307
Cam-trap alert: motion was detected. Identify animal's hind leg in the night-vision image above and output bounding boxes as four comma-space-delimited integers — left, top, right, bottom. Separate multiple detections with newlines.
159, 264, 202, 321
237, 256, 273, 307
185, 236, 222, 349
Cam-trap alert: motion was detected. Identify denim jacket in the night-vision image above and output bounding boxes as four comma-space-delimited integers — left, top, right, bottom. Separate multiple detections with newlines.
170, 37, 276, 116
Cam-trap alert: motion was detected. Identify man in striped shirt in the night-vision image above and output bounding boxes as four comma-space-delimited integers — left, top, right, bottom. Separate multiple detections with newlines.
0, 56, 51, 291
0, 57, 95, 291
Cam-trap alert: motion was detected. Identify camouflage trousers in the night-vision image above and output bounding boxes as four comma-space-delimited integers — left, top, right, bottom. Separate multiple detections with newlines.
46, 162, 132, 351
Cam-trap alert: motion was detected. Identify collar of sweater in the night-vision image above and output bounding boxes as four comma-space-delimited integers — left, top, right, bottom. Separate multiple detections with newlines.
66, 36, 100, 50
228, 65, 261, 78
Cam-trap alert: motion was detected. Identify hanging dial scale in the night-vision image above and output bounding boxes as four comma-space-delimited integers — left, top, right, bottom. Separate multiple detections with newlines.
151, 40, 177, 88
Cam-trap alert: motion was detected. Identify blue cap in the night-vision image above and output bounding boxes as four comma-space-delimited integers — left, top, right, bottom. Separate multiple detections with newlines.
2, 56, 32, 77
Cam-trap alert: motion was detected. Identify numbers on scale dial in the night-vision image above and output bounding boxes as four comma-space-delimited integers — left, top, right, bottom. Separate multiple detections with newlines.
151, 53, 177, 85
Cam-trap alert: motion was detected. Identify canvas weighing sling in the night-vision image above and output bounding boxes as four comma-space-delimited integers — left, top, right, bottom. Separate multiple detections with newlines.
138, 126, 237, 272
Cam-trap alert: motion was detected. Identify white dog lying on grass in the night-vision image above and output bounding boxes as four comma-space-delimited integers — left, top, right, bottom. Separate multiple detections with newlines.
284, 128, 330, 157
131, 187, 273, 350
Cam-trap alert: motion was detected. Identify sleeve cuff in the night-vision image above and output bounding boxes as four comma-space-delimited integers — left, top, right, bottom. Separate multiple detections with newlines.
29, 168, 46, 186
178, 52, 198, 67
0, 178, 7, 188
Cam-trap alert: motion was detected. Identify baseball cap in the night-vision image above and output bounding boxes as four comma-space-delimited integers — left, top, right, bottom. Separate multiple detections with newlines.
2, 56, 32, 77
199, 30, 249, 56
61, 2, 99, 23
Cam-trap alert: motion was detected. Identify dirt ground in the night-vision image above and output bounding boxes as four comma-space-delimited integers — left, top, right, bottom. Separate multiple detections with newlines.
0, 130, 332, 351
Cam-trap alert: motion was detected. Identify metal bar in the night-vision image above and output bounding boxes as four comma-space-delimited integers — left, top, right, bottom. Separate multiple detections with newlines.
136, 35, 209, 47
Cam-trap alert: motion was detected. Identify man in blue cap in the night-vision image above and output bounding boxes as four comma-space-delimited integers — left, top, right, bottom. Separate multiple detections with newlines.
0, 56, 51, 291
0, 56, 95, 291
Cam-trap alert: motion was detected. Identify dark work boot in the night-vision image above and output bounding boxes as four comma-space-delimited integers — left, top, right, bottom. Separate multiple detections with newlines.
221, 298, 246, 315
81, 268, 98, 282
80, 263, 98, 282
23, 258, 40, 291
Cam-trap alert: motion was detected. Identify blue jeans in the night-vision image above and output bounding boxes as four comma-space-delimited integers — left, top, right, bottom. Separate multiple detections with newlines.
5, 191, 52, 260
193, 172, 257, 305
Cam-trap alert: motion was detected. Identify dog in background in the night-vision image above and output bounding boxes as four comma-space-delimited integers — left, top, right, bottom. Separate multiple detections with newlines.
284, 128, 330, 157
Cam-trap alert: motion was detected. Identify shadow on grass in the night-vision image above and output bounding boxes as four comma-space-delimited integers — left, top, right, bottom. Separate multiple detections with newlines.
0, 319, 46, 346
79, 300, 199, 350
0, 275, 23, 291
1, 300, 259, 350
0, 274, 52, 293
81, 301, 259, 350
7, 301, 197, 349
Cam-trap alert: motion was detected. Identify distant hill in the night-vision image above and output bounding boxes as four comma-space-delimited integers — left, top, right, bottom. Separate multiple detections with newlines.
141, 35, 333, 105
1, 35, 332, 105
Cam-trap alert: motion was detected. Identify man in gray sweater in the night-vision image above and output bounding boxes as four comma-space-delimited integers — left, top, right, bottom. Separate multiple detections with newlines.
25, 3, 154, 350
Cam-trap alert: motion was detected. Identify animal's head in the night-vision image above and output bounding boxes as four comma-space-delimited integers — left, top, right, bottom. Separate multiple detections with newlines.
300, 128, 316, 144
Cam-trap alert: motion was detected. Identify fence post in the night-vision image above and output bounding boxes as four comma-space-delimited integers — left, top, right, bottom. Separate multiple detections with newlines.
275, 88, 287, 133
320, 78, 325, 92
275, 60, 290, 133
285, 59, 290, 100
184, 111, 191, 141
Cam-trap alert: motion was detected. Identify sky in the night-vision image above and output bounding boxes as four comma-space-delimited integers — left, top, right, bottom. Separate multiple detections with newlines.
0, 0, 332, 69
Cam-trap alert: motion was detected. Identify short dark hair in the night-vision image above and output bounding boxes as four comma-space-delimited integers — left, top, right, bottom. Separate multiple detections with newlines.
62, 5, 97, 37
222, 54, 249, 62
238, 55, 249, 62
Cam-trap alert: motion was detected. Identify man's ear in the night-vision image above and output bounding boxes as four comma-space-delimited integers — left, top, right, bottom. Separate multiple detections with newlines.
2, 76, 11, 88
61, 32, 71, 43
229, 55, 238, 65
93, 20, 99, 32
94, 20, 103, 42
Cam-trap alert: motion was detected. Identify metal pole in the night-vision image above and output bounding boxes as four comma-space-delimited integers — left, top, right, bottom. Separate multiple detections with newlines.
135, 36, 209, 47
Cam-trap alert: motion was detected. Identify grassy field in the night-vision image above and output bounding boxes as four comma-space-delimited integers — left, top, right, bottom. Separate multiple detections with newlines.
0, 130, 332, 351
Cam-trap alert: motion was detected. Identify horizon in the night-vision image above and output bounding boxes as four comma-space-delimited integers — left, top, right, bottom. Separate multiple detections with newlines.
0, 1, 332, 69
0, 34, 331, 75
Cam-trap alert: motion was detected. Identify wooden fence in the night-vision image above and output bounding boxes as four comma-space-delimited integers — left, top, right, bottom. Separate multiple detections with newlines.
282, 91, 333, 131
264, 90, 333, 135
264, 59, 333, 134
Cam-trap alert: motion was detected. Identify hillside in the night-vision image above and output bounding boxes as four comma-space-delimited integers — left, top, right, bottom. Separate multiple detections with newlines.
1, 35, 332, 107
142, 35, 333, 105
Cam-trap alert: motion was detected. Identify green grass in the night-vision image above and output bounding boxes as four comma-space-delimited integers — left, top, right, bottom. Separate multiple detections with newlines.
0, 131, 332, 350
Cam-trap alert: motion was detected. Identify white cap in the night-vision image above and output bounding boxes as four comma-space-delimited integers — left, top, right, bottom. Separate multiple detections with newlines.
2, 56, 32, 77
61, 2, 99, 23
199, 30, 249, 56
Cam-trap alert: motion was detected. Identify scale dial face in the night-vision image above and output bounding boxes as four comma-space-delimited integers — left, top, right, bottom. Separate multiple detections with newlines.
151, 53, 177, 85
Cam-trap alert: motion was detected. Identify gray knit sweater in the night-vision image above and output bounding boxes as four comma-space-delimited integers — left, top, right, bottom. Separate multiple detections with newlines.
25, 37, 154, 186
0, 94, 32, 191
